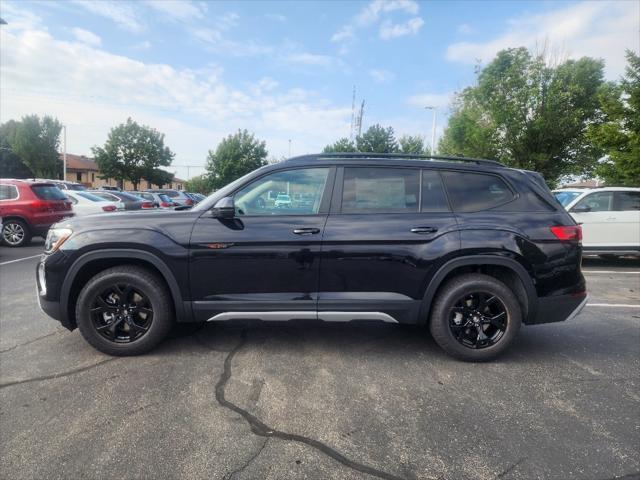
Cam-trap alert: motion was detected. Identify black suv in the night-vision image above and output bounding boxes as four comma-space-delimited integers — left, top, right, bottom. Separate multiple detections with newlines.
37, 153, 587, 361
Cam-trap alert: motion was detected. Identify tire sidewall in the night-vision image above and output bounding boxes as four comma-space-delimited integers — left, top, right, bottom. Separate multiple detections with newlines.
76, 269, 172, 356
430, 275, 521, 362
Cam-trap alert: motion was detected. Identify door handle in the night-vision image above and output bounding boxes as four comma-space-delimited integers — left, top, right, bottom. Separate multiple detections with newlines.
411, 226, 438, 234
293, 228, 320, 235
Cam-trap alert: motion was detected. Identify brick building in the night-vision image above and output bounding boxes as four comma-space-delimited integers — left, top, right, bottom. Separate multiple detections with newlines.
62, 153, 184, 190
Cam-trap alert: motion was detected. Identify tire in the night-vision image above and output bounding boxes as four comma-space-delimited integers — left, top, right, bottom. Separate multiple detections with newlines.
2, 219, 32, 247
76, 266, 174, 356
429, 273, 522, 362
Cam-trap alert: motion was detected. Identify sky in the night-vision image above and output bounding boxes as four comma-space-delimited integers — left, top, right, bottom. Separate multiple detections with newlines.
0, 0, 638, 181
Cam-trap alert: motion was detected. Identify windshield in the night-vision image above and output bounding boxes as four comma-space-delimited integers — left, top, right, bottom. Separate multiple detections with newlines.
554, 191, 582, 207
77, 192, 108, 202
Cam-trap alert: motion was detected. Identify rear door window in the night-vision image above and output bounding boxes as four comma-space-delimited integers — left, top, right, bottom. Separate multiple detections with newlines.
0, 184, 19, 200
441, 171, 514, 212
31, 185, 68, 201
421, 170, 450, 212
342, 167, 419, 214
613, 191, 640, 211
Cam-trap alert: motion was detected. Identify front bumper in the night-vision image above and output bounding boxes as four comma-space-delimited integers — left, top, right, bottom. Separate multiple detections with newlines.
529, 292, 588, 325
36, 255, 75, 330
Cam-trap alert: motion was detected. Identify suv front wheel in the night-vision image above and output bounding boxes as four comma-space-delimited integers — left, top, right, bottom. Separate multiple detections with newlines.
430, 273, 522, 362
76, 266, 174, 356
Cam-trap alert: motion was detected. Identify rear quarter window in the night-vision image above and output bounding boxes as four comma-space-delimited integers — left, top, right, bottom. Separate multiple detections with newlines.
0, 184, 19, 200
442, 171, 515, 212
30, 185, 68, 201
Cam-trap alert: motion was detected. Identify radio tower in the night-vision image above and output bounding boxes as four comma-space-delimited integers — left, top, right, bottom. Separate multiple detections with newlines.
355, 99, 365, 136
350, 86, 356, 140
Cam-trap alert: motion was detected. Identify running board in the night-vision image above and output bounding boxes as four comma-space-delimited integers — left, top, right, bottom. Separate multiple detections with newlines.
206, 311, 398, 323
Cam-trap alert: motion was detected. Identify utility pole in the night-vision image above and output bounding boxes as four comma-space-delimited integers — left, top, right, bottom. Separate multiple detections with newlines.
63, 125, 67, 181
424, 106, 437, 155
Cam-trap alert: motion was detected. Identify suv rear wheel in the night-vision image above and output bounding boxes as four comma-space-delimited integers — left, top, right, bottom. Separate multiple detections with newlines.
430, 273, 522, 362
2, 219, 32, 247
76, 266, 174, 356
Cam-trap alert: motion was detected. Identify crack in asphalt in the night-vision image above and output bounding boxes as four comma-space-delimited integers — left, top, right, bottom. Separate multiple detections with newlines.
214, 330, 411, 480
0, 331, 62, 354
495, 457, 525, 479
0, 357, 118, 389
224, 438, 269, 480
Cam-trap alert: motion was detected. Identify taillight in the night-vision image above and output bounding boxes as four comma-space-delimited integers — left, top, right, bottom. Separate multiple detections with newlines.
141, 201, 154, 209
184, 198, 193, 205
102, 205, 116, 212
550, 225, 582, 242
160, 201, 171, 208
31, 200, 50, 212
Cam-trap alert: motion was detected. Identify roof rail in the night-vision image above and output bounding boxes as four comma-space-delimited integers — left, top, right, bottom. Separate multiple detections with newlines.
286, 152, 505, 167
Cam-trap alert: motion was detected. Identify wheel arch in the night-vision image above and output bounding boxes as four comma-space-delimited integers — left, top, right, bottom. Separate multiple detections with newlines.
61, 249, 190, 329
419, 255, 538, 325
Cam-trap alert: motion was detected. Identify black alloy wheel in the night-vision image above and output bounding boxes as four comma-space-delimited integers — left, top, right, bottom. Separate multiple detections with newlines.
76, 266, 173, 356
449, 292, 507, 349
429, 273, 521, 362
90, 284, 154, 343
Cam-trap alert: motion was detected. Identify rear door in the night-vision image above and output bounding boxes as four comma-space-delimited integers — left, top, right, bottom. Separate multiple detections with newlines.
612, 191, 640, 248
318, 167, 459, 324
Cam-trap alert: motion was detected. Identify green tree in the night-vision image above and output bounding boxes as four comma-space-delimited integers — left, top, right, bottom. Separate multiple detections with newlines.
0, 120, 34, 178
439, 47, 606, 185
206, 129, 268, 189
589, 50, 640, 186
8, 115, 62, 178
184, 174, 212, 194
323, 137, 357, 153
399, 135, 430, 155
356, 124, 399, 153
92, 118, 174, 190
146, 168, 175, 188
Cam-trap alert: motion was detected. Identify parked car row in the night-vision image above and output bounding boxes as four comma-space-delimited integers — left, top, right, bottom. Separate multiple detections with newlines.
1, 177, 206, 247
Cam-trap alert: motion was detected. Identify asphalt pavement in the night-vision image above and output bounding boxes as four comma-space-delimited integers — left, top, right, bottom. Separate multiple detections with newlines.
0, 242, 638, 480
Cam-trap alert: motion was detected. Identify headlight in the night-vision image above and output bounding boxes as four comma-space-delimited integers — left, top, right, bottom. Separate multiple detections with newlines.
45, 227, 73, 253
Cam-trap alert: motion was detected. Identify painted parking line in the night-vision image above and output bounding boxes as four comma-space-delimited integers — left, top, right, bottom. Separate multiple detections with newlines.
583, 270, 640, 274
0, 254, 41, 266
587, 303, 640, 308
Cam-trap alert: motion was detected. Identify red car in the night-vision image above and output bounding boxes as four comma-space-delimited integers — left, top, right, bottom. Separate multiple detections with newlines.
0, 179, 74, 247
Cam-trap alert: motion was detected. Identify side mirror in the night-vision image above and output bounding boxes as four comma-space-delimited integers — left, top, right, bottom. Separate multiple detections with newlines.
570, 205, 591, 213
211, 196, 235, 218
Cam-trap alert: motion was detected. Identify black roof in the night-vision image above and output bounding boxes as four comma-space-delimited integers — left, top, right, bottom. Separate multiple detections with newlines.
283, 152, 504, 168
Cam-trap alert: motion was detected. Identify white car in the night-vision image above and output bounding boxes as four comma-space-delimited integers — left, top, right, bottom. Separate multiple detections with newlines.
64, 191, 120, 216
554, 187, 640, 256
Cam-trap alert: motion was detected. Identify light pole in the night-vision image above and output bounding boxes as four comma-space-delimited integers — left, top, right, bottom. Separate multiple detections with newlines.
424, 106, 437, 155
62, 125, 67, 181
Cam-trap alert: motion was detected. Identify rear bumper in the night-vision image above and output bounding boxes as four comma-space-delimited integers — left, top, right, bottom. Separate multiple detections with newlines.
529, 292, 588, 325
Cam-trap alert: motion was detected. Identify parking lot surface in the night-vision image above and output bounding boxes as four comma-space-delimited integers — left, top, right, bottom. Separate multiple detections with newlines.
1, 242, 639, 480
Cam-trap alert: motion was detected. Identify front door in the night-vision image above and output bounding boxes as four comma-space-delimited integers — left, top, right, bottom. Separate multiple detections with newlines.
318, 167, 459, 324
189, 167, 334, 322
570, 191, 617, 248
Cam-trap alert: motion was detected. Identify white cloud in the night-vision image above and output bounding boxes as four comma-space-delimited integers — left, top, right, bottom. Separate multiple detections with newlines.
72, 0, 144, 33
219, 12, 240, 29
355, 0, 419, 26
0, 21, 351, 177
331, 0, 424, 45
406, 93, 453, 109
446, 1, 639, 78
70, 27, 101, 46
144, 0, 205, 21
379, 17, 424, 40
369, 68, 395, 83
132, 40, 153, 51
